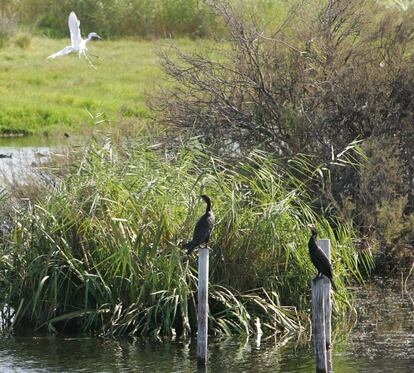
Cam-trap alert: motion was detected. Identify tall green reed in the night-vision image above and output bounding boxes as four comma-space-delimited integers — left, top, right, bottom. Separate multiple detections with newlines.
0, 138, 372, 336
11, 0, 290, 39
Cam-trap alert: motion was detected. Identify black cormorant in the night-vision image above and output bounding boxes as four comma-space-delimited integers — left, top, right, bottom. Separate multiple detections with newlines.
183, 195, 215, 254
307, 224, 337, 290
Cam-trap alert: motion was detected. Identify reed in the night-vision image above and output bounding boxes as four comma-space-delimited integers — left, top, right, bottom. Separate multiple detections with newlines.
0, 137, 372, 336
11, 0, 288, 39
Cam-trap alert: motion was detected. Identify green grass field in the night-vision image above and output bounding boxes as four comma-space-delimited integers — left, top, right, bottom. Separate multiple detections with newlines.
0, 37, 192, 136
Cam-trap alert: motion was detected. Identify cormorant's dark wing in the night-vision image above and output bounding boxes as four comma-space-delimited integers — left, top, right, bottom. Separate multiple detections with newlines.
310, 246, 333, 278
183, 212, 215, 254
308, 235, 336, 289
192, 212, 214, 246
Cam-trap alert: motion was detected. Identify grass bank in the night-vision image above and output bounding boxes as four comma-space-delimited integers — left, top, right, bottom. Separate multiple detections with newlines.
0, 136, 372, 337
0, 37, 203, 136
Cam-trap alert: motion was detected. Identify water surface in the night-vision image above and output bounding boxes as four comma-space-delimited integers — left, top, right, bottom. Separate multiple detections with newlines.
0, 135, 72, 184
0, 279, 413, 372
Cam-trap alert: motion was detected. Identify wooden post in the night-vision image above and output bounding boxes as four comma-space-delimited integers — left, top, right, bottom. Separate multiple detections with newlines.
312, 277, 327, 373
319, 239, 333, 373
197, 247, 209, 367
311, 238, 333, 373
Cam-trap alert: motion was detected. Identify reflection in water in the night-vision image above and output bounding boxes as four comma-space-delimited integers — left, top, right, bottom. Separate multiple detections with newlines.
0, 328, 412, 373
0, 135, 61, 148
349, 277, 414, 362
0, 135, 74, 185
0, 336, 300, 373
0, 146, 54, 183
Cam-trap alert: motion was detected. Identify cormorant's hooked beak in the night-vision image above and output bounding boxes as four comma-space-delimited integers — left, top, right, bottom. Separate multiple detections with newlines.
307, 223, 318, 234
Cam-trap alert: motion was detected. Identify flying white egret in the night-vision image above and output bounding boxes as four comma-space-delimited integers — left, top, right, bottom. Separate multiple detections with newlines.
47, 11, 101, 67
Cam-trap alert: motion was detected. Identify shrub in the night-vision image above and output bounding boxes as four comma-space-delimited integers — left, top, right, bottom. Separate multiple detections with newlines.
349, 137, 414, 257
156, 0, 414, 254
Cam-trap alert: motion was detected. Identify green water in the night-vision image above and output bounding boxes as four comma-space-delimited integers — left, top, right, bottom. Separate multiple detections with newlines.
0, 279, 413, 372
0, 134, 70, 148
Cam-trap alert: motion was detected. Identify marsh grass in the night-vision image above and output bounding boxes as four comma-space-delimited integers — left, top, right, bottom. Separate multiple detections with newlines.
14, 32, 32, 49
0, 137, 372, 337
0, 11, 16, 49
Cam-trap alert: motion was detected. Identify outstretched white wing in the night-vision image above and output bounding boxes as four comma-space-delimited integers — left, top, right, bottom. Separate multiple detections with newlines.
47, 46, 75, 59
68, 11, 81, 49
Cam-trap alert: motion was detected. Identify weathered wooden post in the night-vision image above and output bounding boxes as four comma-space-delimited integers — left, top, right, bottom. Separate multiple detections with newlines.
197, 247, 209, 367
311, 239, 333, 373
312, 276, 327, 373
320, 239, 333, 372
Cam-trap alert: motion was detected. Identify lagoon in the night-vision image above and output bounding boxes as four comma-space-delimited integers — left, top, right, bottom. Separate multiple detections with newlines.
0, 279, 412, 372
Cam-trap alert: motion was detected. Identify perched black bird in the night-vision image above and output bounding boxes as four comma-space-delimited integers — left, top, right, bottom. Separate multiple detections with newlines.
183, 195, 215, 254
307, 224, 337, 291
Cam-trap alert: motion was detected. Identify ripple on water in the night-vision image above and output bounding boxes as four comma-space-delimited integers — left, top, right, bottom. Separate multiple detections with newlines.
349, 277, 414, 361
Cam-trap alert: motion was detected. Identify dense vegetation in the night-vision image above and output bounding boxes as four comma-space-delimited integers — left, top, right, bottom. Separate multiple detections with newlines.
0, 136, 371, 336
1, 0, 287, 39
158, 0, 414, 265
0, 0, 412, 337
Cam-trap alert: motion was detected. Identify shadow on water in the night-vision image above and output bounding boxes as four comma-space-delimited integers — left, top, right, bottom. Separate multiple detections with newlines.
0, 277, 414, 373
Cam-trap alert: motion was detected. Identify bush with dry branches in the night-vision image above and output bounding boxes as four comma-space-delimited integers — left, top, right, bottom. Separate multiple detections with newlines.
155, 0, 414, 256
